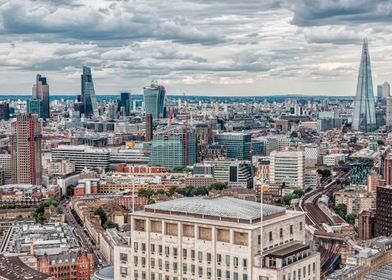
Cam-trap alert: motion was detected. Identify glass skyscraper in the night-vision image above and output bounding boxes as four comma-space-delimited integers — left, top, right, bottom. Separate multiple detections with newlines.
352, 39, 377, 132
32, 74, 49, 120
80, 66, 99, 118
143, 81, 166, 119
214, 132, 251, 160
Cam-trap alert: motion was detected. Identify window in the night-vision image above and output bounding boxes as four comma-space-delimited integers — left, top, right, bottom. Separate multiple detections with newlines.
234, 231, 248, 246
207, 267, 212, 277
226, 255, 230, 266
217, 269, 222, 278
243, 258, 248, 269
141, 257, 146, 267
217, 254, 222, 263
120, 267, 128, 276
191, 264, 195, 274
199, 227, 212, 241
159, 245, 163, 255
151, 244, 155, 253
226, 271, 231, 279
120, 253, 127, 263
165, 261, 169, 271
191, 250, 196, 259
166, 222, 178, 236
183, 224, 195, 237
198, 267, 203, 277
134, 242, 138, 251
313, 262, 316, 273
280, 228, 283, 238
198, 251, 203, 262
243, 273, 248, 280
183, 263, 187, 273
233, 257, 239, 267
290, 225, 293, 235
158, 259, 162, 270
134, 256, 138, 267
173, 247, 178, 257
300, 222, 303, 231
217, 228, 230, 242
141, 243, 146, 252
259, 277, 269, 280
173, 262, 178, 272
183, 248, 187, 258
151, 272, 155, 280
165, 246, 169, 256
151, 258, 155, 268
303, 266, 306, 277
234, 272, 239, 280
207, 253, 212, 262
269, 231, 273, 241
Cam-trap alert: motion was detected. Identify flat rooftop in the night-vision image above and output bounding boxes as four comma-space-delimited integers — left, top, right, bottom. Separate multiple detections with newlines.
144, 196, 285, 224
266, 242, 309, 258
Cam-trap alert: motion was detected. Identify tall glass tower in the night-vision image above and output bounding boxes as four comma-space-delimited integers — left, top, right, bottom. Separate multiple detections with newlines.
143, 81, 166, 119
32, 74, 50, 120
352, 39, 377, 132
80, 66, 99, 118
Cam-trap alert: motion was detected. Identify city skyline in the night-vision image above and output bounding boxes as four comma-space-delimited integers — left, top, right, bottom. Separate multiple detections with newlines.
0, 1, 391, 96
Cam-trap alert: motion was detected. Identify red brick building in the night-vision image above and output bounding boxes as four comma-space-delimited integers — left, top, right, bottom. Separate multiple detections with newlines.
37, 252, 95, 280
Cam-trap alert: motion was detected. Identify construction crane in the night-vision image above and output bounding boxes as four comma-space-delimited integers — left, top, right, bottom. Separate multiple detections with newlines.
184, 93, 188, 166
165, 95, 173, 127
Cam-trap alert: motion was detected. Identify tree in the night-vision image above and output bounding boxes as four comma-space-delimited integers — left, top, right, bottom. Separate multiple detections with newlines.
377, 140, 385, 146
94, 207, 107, 226
208, 182, 227, 190
345, 214, 357, 225
290, 131, 298, 138
138, 188, 154, 198
333, 204, 347, 218
147, 199, 155, 205
103, 220, 119, 230
292, 188, 304, 198
338, 160, 345, 166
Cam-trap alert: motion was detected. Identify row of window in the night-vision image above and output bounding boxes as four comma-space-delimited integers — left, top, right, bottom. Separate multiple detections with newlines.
282, 262, 317, 280
121, 251, 248, 269
119, 267, 249, 280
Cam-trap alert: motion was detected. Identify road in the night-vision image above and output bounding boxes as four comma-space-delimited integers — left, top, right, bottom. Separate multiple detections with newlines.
60, 199, 107, 268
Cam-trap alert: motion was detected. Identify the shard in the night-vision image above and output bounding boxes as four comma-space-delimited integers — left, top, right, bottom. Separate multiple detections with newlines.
352, 39, 377, 132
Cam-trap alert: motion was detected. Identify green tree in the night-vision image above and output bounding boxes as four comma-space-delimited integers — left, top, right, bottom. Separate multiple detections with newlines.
147, 199, 155, 205
377, 140, 385, 146
138, 188, 154, 198
103, 220, 119, 230
333, 204, 347, 218
94, 207, 107, 226
290, 131, 298, 138
292, 188, 304, 198
345, 214, 357, 225
208, 182, 227, 190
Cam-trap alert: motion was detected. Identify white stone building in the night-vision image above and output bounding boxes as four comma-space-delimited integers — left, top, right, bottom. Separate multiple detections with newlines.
114, 196, 320, 280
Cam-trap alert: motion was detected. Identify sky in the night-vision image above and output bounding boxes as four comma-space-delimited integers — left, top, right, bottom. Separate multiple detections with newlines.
0, 0, 392, 96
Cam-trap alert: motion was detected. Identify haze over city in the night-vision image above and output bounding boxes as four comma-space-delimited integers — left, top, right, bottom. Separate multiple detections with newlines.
1, 0, 392, 96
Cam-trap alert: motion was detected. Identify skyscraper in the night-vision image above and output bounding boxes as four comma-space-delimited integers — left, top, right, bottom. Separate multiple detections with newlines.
383, 81, 391, 98
32, 74, 50, 120
386, 96, 392, 130
0, 102, 9, 121
352, 39, 377, 132
119, 92, 131, 116
145, 113, 153, 142
11, 113, 42, 185
80, 66, 99, 118
214, 132, 251, 160
143, 81, 166, 119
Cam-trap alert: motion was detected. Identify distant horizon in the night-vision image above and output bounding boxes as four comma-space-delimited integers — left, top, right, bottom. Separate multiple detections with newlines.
0, 1, 390, 96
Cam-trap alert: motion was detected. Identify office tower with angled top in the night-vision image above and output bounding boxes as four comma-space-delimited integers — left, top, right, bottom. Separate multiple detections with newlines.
80, 66, 99, 118
32, 74, 50, 120
352, 39, 377, 132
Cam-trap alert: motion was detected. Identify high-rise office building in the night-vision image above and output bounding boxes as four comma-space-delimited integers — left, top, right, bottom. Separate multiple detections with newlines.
375, 185, 392, 237
119, 92, 131, 116
270, 150, 305, 189
80, 66, 99, 118
27, 99, 43, 118
352, 39, 377, 132
383, 81, 390, 98
377, 84, 383, 100
214, 132, 251, 160
149, 126, 196, 170
114, 196, 320, 280
11, 113, 42, 185
0, 101, 9, 121
145, 113, 153, 142
383, 155, 392, 185
387, 96, 392, 130
143, 81, 166, 119
32, 74, 50, 120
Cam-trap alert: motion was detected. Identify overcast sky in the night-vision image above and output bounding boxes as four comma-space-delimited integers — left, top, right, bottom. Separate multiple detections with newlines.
0, 0, 392, 96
